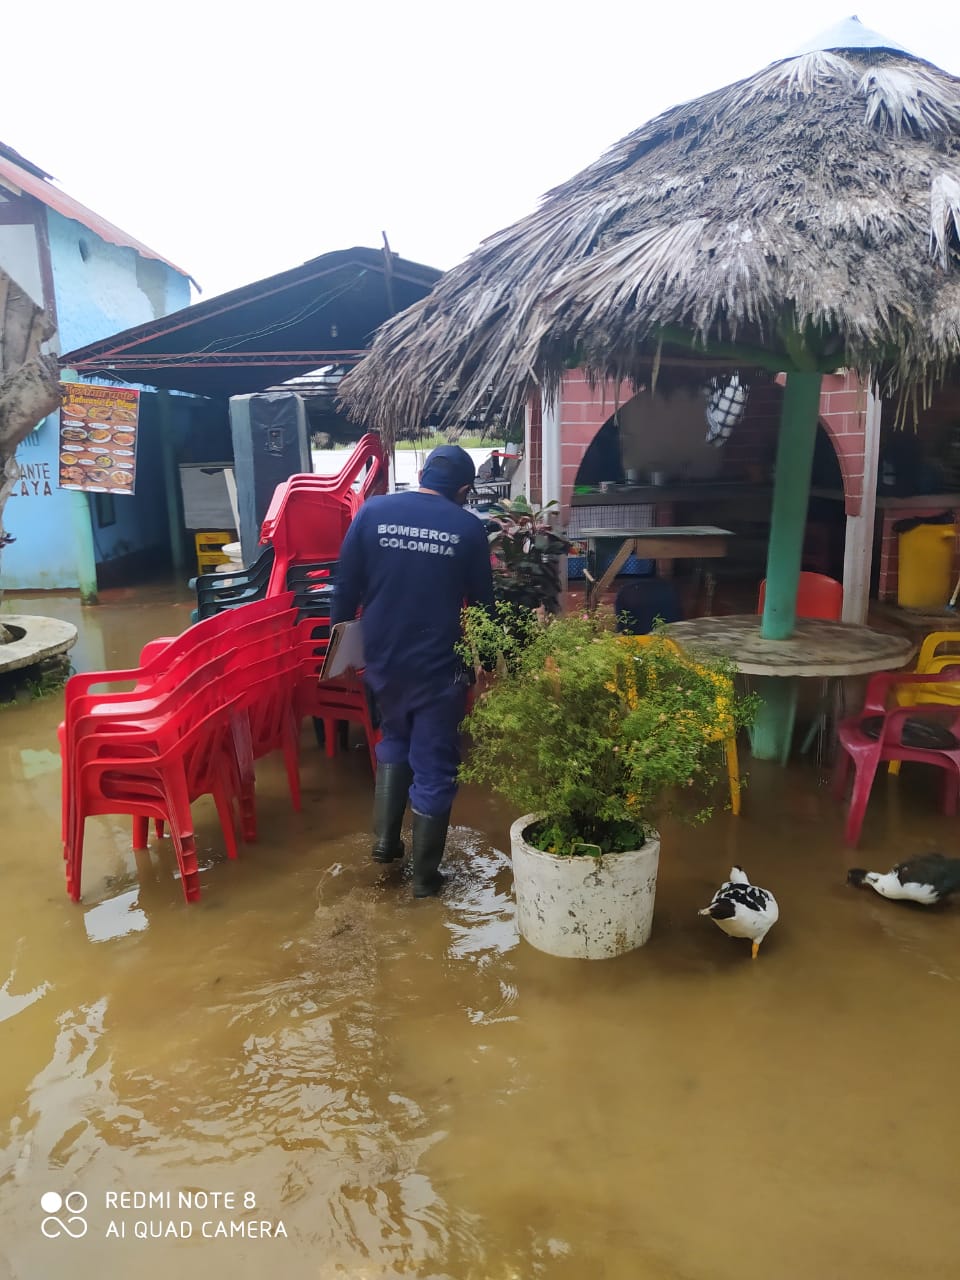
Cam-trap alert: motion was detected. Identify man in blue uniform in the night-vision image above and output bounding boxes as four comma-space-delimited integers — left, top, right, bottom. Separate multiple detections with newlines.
331, 445, 494, 896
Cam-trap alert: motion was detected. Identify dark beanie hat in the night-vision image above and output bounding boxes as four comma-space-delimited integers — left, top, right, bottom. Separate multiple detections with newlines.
420, 445, 476, 498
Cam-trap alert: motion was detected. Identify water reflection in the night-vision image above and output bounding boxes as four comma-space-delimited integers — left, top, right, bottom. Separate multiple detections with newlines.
82, 890, 149, 944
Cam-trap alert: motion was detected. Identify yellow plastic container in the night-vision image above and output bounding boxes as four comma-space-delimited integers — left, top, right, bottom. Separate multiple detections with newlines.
897, 524, 957, 609
194, 530, 234, 575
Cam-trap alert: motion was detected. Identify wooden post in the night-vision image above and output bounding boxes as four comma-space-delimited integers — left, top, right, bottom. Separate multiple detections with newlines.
540, 394, 561, 510
760, 371, 823, 639
842, 387, 881, 625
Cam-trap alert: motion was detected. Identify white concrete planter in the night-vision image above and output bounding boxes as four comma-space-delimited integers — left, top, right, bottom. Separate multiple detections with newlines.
509, 814, 660, 959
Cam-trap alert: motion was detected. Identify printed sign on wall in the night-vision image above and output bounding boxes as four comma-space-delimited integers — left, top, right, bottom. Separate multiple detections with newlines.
58, 384, 140, 495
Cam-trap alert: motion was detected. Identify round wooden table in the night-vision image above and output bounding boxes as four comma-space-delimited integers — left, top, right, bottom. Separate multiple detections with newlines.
663, 616, 915, 677
663, 616, 916, 762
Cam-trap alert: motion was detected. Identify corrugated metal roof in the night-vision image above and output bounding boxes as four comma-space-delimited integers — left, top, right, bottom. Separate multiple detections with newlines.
61, 246, 442, 400
0, 143, 195, 285
0, 140, 53, 181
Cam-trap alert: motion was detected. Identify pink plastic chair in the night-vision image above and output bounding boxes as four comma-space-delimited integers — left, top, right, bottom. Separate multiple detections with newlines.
833, 670, 960, 846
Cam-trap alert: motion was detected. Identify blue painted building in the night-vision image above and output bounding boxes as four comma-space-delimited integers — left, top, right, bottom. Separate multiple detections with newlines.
0, 141, 193, 594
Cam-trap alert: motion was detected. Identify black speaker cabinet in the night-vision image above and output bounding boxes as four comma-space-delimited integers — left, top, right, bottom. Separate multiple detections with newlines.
229, 392, 312, 564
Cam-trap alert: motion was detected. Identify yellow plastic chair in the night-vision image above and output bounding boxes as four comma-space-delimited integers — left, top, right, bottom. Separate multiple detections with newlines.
889, 630, 960, 775
621, 634, 741, 816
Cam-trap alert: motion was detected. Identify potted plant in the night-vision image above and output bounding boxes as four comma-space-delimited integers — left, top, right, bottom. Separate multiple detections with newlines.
458, 609, 756, 959
486, 496, 571, 614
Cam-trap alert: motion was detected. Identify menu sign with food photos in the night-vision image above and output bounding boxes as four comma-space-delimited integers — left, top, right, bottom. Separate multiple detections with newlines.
58, 383, 139, 495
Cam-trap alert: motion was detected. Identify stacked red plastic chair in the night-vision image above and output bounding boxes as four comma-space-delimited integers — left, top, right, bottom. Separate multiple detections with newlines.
258, 433, 387, 770
59, 595, 301, 904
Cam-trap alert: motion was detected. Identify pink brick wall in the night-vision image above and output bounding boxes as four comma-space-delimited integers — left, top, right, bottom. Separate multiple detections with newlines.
818, 372, 868, 518
559, 372, 631, 515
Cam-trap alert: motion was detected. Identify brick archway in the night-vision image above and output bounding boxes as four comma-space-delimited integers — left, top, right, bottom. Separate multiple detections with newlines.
555, 369, 865, 524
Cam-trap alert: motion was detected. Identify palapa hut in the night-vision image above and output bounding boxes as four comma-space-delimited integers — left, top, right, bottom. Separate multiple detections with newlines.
341, 16, 960, 749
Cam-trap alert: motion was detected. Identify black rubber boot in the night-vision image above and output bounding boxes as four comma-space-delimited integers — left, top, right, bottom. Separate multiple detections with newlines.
411, 809, 451, 897
371, 763, 412, 863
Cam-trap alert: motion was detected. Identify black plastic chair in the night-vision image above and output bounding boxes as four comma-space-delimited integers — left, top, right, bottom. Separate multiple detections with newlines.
193, 546, 276, 620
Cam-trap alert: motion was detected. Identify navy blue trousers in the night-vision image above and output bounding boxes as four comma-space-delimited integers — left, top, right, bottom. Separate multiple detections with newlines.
370, 678, 469, 817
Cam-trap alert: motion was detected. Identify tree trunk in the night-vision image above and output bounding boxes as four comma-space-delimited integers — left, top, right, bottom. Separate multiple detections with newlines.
0, 269, 61, 619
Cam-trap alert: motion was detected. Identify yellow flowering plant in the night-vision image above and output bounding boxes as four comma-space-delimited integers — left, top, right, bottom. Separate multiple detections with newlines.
458, 608, 758, 855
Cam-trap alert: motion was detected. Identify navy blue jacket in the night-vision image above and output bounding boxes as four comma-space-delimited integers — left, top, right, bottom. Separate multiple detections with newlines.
331, 491, 494, 690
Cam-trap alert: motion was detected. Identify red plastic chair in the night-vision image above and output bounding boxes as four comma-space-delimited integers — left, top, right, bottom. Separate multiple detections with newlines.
294, 616, 380, 773
59, 599, 297, 845
229, 644, 304, 837
833, 670, 960, 846
61, 651, 234, 854
148, 634, 304, 846
259, 433, 386, 542
68, 693, 242, 903
62, 595, 294, 706
757, 571, 843, 620
65, 639, 305, 903
60, 593, 309, 903
266, 489, 354, 595
134, 643, 303, 856
305, 678, 380, 774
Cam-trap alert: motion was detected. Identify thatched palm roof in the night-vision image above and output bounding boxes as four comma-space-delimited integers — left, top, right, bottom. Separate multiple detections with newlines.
340, 18, 960, 445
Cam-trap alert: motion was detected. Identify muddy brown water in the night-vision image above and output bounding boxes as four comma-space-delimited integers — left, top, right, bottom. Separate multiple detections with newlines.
2, 587, 960, 1278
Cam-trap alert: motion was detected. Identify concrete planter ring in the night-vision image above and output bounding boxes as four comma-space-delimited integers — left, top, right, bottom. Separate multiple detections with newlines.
509, 813, 660, 959
0, 615, 77, 676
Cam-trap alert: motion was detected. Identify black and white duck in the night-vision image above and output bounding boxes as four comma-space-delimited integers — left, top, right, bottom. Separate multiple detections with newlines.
847, 854, 960, 906
699, 865, 779, 959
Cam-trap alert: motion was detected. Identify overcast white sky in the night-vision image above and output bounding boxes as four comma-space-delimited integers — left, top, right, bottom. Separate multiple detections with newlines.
3, 2, 959, 299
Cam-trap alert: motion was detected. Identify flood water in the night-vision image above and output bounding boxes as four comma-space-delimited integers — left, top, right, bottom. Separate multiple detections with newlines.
2, 587, 960, 1278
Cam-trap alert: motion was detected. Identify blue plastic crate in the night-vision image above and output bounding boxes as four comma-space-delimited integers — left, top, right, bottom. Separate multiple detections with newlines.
567, 554, 653, 581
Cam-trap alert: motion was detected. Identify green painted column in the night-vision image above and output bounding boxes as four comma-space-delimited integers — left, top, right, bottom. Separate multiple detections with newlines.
157, 390, 187, 577
750, 370, 823, 761
760, 371, 823, 640
69, 491, 99, 604
748, 675, 800, 765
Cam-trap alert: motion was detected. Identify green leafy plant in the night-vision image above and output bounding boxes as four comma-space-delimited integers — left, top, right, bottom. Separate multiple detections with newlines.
486, 496, 571, 613
458, 609, 758, 855
459, 600, 541, 678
